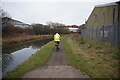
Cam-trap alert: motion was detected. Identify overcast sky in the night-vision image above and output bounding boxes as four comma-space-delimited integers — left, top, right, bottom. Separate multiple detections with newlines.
1, 0, 119, 25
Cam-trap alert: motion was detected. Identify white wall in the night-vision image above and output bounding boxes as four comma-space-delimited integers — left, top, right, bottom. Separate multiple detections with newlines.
69, 28, 78, 32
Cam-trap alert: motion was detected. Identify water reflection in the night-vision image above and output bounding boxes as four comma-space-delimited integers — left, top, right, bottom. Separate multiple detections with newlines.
2, 39, 52, 77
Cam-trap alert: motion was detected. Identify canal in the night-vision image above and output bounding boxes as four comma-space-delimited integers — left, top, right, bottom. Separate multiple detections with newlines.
2, 38, 52, 77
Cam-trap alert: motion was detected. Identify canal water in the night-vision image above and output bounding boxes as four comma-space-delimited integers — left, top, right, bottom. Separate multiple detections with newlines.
2, 39, 52, 77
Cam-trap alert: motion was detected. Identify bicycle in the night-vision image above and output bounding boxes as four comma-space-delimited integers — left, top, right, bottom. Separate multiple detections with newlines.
55, 41, 59, 51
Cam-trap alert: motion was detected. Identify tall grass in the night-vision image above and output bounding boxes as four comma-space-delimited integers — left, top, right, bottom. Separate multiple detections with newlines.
3, 35, 52, 47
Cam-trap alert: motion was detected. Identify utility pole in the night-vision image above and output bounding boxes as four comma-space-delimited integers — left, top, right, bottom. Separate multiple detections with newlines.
117, 1, 120, 48
116, 1, 120, 78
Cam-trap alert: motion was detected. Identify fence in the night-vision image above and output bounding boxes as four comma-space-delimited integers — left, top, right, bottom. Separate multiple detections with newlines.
81, 24, 120, 48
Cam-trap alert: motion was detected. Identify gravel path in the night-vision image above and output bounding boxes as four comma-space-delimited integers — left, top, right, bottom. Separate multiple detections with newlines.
22, 39, 92, 78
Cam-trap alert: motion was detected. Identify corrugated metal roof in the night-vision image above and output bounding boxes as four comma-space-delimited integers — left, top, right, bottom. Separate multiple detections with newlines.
95, 2, 118, 7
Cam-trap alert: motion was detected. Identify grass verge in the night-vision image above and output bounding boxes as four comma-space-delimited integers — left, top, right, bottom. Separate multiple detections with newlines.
63, 34, 119, 78
4, 40, 54, 78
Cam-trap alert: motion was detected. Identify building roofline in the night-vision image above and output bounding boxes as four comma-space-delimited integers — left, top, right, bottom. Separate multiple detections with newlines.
95, 2, 118, 8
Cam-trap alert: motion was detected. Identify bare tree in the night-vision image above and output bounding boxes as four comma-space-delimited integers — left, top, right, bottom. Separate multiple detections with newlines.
1, 7, 12, 29
0, 7, 11, 18
46, 21, 70, 34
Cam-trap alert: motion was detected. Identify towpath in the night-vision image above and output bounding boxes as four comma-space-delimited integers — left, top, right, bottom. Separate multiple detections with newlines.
22, 39, 92, 78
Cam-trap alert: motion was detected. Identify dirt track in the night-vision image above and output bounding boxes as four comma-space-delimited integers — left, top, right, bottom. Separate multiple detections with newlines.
22, 39, 91, 78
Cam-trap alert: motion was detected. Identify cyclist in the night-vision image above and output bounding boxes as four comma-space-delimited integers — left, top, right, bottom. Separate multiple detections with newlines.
54, 33, 61, 51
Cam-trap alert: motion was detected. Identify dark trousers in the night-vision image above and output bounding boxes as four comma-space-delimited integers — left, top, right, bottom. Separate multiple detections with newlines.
55, 41, 60, 46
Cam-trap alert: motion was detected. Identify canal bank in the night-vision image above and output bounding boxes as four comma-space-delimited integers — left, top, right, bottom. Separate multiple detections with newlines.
3, 36, 52, 54
2, 35, 53, 78
2, 38, 52, 77
3, 35, 52, 48
3, 40, 54, 78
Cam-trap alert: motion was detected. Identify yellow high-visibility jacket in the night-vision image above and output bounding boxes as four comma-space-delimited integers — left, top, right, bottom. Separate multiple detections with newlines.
54, 33, 60, 41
